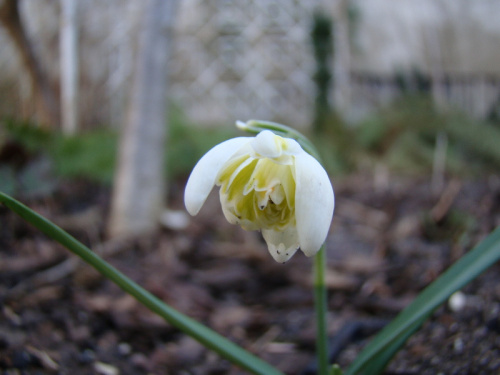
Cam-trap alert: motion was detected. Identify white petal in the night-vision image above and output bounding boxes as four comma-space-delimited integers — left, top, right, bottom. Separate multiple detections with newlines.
282, 138, 303, 156
262, 227, 300, 263
251, 130, 280, 158
184, 137, 251, 216
294, 152, 334, 256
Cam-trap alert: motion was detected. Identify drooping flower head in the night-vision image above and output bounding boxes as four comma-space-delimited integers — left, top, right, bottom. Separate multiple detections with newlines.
184, 127, 334, 262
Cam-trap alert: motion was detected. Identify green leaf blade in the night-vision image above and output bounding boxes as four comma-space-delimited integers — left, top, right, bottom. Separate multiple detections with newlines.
0, 192, 283, 375
346, 226, 500, 375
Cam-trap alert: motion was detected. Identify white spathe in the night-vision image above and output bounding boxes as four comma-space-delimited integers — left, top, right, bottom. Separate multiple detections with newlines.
184, 129, 334, 262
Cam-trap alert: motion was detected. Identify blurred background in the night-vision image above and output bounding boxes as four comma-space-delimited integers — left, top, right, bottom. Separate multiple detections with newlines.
1, 0, 500, 374
1, 0, 500, 192
1, 0, 499, 192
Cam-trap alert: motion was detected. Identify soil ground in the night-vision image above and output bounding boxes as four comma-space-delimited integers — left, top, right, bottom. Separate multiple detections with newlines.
1, 173, 500, 375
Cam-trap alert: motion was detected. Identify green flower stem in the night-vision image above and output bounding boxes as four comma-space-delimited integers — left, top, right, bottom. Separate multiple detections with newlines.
239, 121, 331, 373
0, 192, 283, 375
314, 244, 329, 375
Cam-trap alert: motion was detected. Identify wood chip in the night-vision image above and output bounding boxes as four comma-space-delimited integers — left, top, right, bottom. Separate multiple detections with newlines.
94, 361, 119, 375
26, 345, 59, 371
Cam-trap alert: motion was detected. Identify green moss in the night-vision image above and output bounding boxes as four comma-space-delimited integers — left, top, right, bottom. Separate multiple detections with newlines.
50, 130, 117, 184
352, 96, 500, 176
2, 109, 239, 186
3, 96, 499, 187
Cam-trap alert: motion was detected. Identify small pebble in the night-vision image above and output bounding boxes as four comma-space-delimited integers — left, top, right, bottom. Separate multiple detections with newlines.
117, 342, 131, 356
160, 209, 190, 230
448, 291, 466, 312
453, 337, 464, 353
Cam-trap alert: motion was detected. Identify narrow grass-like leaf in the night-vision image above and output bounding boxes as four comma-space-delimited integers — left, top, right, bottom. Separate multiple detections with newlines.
353, 318, 424, 375
346, 226, 500, 375
0, 192, 283, 375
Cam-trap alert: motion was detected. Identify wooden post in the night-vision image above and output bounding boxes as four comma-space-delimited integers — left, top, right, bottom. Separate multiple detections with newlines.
60, 0, 79, 135
108, 0, 177, 237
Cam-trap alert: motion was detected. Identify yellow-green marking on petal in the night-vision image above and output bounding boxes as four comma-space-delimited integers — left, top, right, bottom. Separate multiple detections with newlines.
217, 145, 296, 232
184, 127, 334, 262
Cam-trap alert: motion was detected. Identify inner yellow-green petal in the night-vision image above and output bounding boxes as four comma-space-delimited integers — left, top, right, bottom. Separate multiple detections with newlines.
216, 153, 296, 232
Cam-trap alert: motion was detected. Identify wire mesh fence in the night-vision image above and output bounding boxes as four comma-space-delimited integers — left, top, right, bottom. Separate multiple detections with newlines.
0, 0, 499, 130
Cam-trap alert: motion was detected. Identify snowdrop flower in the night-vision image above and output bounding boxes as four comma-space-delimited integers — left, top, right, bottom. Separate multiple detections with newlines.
184, 129, 334, 262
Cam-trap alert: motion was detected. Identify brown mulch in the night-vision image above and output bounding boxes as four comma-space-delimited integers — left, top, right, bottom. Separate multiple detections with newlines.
1, 173, 499, 374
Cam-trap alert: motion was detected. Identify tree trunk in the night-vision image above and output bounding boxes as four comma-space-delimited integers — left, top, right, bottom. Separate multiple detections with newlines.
60, 0, 79, 135
0, 0, 59, 127
108, 0, 176, 238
